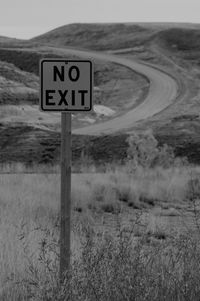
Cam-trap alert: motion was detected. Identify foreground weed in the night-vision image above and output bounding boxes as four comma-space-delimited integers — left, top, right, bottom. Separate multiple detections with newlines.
2, 219, 200, 300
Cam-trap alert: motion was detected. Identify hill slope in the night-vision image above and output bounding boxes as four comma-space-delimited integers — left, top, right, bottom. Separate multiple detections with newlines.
0, 23, 200, 165
31, 23, 155, 50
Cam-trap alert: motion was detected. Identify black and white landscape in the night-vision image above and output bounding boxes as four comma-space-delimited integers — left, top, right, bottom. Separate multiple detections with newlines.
1, 21, 200, 300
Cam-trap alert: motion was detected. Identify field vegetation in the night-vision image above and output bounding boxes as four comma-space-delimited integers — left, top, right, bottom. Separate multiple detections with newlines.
1, 133, 200, 299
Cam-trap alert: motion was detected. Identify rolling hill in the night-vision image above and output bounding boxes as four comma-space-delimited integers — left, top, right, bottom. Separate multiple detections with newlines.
31, 23, 154, 50
0, 23, 200, 165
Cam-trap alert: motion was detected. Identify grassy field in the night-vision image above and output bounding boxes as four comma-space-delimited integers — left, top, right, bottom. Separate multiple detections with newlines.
1, 164, 200, 299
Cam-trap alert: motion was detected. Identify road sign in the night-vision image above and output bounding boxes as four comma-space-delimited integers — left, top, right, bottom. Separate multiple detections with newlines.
39, 58, 93, 284
40, 59, 93, 112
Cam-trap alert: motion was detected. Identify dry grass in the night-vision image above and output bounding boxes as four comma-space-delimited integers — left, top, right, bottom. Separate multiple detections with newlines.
0, 162, 61, 174
0, 164, 200, 299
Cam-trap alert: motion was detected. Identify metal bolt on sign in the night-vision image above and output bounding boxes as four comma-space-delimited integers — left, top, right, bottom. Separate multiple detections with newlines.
40, 59, 93, 282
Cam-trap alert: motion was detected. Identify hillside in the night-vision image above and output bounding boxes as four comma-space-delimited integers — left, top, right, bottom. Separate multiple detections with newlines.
0, 36, 21, 44
32, 22, 200, 51
31, 23, 155, 50
0, 23, 200, 165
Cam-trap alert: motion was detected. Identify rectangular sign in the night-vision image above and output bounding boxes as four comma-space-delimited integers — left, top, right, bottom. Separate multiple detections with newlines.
40, 59, 93, 112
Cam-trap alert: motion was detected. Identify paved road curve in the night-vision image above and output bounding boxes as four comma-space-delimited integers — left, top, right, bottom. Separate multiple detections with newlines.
47, 47, 178, 135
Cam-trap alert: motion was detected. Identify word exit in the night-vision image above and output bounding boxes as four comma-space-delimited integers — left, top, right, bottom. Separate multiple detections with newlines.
40, 59, 93, 112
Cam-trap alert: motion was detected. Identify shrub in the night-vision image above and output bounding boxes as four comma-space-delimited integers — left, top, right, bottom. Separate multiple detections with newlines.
139, 195, 158, 206
187, 176, 200, 201
114, 180, 140, 208
126, 131, 159, 170
100, 203, 119, 213
91, 179, 117, 204
126, 131, 187, 170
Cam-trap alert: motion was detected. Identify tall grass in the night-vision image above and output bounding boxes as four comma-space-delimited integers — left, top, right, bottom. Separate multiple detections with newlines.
0, 162, 60, 174
0, 164, 200, 299
2, 220, 200, 300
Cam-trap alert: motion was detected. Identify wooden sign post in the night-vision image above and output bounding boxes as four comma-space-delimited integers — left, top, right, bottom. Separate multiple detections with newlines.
39, 59, 93, 282
60, 112, 71, 280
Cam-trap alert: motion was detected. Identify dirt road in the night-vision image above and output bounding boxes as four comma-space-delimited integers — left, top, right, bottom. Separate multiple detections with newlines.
47, 47, 179, 135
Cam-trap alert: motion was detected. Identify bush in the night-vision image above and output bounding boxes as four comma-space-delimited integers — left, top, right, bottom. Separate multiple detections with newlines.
116, 182, 140, 207
187, 176, 200, 201
100, 203, 120, 213
126, 131, 187, 170
91, 179, 117, 204
126, 131, 159, 170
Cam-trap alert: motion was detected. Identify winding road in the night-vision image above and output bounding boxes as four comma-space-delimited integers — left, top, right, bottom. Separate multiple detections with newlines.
47, 46, 179, 135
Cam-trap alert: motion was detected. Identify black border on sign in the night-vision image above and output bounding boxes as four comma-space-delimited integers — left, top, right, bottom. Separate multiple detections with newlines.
39, 59, 93, 112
